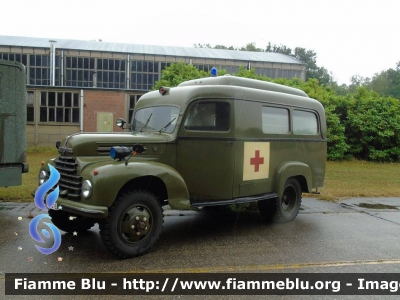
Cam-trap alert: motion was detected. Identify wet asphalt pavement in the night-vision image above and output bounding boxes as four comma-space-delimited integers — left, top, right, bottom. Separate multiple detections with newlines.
0, 197, 399, 299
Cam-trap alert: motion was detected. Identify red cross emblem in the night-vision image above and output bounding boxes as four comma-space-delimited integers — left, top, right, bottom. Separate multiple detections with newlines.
250, 150, 264, 172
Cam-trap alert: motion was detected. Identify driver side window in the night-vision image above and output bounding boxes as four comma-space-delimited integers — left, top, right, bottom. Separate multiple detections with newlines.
184, 101, 230, 131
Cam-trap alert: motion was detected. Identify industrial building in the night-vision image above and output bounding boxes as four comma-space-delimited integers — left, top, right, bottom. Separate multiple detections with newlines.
0, 35, 306, 145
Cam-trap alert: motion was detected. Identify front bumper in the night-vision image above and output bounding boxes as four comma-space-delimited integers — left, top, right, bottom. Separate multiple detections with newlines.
32, 190, 108, 218
54, 198, 108, 218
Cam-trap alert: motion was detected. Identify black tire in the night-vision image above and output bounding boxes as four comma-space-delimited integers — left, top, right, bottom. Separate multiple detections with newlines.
275, 178, 302, 223
48, 209, 96, 233
99, 190, 163, 259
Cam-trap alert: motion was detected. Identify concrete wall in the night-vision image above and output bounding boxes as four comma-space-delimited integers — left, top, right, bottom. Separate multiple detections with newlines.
26, 124, 80, 146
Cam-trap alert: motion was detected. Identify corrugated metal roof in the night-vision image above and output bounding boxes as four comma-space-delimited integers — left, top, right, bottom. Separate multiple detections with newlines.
0, 35, 304, 65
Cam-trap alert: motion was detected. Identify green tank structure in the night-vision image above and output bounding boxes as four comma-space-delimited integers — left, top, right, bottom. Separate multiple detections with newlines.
0, 60, 29, 187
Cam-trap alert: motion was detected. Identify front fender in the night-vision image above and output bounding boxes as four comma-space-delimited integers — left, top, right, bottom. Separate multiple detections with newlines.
274, 162, 312, 197
81, 160, 190, 210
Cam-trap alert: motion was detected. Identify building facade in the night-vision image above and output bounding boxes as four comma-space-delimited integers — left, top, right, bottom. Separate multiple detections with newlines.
0, 36, 306, 146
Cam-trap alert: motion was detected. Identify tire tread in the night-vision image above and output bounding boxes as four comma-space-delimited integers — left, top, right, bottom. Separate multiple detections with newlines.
99, 189, 163, 259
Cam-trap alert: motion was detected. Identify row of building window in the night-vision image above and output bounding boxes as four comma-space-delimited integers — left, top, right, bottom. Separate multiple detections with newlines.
27, 91, 141, 124
256, 68, 303, 80
1, 52, 303, 90
0, 53, 28, 65
67, 57, 95, 70
27, 91, 80, 123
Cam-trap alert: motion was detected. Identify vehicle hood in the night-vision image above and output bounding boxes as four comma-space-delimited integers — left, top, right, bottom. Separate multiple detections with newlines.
58, 132, 172, 157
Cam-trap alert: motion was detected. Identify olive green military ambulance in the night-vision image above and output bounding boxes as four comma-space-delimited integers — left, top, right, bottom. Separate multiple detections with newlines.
38, 74, 327, 258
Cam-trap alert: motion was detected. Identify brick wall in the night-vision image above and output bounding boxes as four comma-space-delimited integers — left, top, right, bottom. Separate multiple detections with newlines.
83, 90, 125, 132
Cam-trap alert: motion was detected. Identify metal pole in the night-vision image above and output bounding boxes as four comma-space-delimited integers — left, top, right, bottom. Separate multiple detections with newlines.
61, 50, 64, 86
49, 40, 57, 86
127, 54, 130, 89
80, 89, 84, 132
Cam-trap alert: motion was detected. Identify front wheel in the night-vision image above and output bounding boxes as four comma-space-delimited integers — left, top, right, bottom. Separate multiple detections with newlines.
99, 190, 163, 259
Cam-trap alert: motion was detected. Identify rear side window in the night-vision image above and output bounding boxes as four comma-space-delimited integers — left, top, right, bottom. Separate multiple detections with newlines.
184, 102, 230, 131
262, 107, 290, 134
293, 110, 318, 135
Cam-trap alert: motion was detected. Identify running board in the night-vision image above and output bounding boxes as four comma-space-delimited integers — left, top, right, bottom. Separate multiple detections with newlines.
191, 193, 279, 208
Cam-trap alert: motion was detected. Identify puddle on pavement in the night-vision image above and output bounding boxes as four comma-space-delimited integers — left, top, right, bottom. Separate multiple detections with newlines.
0, 205, 12, 211
357, 203, 398, 210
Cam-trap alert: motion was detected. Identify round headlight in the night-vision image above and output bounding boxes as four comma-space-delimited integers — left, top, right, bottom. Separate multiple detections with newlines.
82, 180, 92, 198
39, 170, 48, 185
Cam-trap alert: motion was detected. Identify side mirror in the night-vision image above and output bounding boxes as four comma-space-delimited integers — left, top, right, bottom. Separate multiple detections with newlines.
116, 118, 126, 129
132, 144, 146, 154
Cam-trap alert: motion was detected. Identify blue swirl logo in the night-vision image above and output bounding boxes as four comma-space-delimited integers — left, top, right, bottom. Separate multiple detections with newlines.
34, 165, 60, 211
29, 214, 61, 254
30, 164, 62, 255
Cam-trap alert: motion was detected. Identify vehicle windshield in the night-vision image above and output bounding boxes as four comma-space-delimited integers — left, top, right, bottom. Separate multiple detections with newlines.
132, 106, 180, 133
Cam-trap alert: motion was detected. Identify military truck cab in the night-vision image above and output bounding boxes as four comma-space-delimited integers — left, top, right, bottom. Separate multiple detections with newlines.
39, 75, 326, 258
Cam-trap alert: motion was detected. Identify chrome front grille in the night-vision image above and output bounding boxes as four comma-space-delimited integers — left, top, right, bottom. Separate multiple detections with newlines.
54, 156, 82, 200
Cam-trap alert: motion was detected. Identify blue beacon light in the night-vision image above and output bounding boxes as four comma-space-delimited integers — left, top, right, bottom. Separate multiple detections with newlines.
210, 67, 218, 77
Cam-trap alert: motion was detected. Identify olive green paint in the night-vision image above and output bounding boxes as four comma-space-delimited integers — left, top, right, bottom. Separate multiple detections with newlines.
0, 60, 28, 187
39, 76, 326, 218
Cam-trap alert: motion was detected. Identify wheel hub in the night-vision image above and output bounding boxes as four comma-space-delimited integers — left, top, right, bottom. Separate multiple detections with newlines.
120, 206, 151, 243
136, 220, 148, 231
282, 195, 289, 205
282, 186, 296, 213
129, 213, 149, 236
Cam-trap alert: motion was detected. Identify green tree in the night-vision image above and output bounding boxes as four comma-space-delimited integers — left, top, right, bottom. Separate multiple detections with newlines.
345, 87, 400, 161
370, 71, 390, 96
350, 62, 400, 99
153, 62, 227, 90
239, 42, 263, 52
292, 47, 334, 84
265, 42, 292, 55
214, 45, 235, 50
234, 65, 264, 79
346, 75, 370, 93
153, 62, 209, 89
193, 43, 212, 49
386, 62, 400, 99
293, 48, 317, 79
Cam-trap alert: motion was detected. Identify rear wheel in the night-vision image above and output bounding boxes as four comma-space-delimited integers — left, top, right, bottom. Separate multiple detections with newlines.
275, 178, 302, 222
48, 209, 95, 233
258, 178, 302, 223
99, 190, 163, 259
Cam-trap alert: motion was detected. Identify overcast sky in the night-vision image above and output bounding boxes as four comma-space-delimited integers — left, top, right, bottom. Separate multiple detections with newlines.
1, 0, 399, 85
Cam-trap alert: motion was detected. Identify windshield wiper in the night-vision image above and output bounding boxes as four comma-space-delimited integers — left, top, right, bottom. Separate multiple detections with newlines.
140, 113, 153, 133
158, 118, 176, 133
